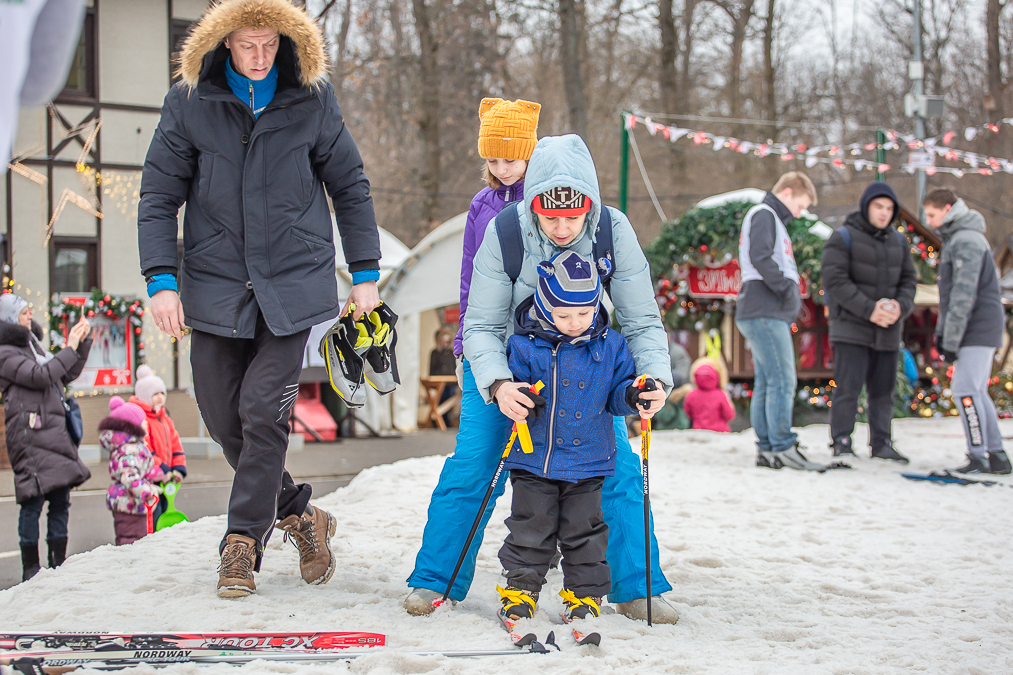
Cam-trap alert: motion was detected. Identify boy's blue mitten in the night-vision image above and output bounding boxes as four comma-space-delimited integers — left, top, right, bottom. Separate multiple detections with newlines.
625, 376, 658, 411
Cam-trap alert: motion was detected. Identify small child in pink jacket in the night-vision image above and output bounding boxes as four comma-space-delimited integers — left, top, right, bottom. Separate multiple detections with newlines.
101, 396, 164, 545
683, 358, 736, 433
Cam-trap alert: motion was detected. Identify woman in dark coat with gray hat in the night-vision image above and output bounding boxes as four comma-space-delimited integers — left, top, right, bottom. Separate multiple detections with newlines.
0, 293, 92, 581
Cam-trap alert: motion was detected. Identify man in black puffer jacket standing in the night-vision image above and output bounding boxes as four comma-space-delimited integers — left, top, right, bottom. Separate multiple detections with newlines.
822, 182, 917, 462
138, 0, 382, 598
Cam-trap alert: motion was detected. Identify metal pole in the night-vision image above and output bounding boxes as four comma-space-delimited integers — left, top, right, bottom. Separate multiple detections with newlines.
911, 0, 927, 220
876, 129, 886, 181
619, 111, 630, 213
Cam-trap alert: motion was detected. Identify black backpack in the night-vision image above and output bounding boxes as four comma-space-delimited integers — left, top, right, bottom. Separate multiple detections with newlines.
493, 201, 616, 294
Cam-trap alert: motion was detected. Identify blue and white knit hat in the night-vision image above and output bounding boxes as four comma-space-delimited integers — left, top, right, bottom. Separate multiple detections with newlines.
533, 250, 601, 324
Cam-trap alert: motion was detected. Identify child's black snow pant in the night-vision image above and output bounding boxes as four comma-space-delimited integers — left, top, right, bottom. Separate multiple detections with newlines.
498, 470, 610, 598
191, 310, 312, 569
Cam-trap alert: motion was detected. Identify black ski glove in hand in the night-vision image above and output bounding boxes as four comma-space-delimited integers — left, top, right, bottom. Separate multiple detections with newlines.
940, 349, 958, 364
625, 376, 658, 412
524, 392, 548, 418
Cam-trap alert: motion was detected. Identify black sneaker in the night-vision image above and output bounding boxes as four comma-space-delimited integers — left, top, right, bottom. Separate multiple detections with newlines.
830, 438, 855, 457
870, 443, 909, 464
951, 455, 989, 474
987, 450, 1011, 475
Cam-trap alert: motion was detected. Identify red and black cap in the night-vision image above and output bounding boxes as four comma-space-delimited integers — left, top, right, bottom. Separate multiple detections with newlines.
531, 186, 591, 217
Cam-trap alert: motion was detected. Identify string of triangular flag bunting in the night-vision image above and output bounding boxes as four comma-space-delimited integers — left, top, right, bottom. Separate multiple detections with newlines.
626, 113, 1013, 177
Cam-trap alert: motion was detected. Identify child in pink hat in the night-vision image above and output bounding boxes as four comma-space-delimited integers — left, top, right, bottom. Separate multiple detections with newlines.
100, 396, 165, 545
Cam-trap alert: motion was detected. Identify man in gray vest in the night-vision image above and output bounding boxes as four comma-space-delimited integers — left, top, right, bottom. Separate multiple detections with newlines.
821, 182, 917, 463
736, 172, 820, 470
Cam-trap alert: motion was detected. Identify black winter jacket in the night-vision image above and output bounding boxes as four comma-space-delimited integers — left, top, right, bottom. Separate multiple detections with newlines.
821, 212, 918, 351
138, 5, 381, 338
0, 322, 91, 504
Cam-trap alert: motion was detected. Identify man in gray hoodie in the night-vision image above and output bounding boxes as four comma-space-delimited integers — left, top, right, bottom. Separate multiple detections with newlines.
923, 189, 1011, 475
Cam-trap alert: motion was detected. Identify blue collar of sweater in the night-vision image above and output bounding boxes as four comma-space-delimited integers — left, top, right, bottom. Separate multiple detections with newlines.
225, 58, 278, 118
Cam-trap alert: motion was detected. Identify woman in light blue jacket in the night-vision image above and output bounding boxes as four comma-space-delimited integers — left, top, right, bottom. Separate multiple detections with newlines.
405, 135, 678, 622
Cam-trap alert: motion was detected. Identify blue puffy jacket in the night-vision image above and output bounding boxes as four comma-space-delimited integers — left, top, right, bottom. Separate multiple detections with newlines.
504, 298, 637, 482
463, 134, 672, 403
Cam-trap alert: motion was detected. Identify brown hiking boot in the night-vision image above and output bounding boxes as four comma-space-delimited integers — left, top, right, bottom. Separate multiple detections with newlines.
276, 505, 336, 585
217, 534, 257, 598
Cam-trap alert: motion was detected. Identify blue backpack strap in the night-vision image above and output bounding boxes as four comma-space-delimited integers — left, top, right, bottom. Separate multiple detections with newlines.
494, 201, 524, 283
592, 207, 615, 295
838, 225, 851, 252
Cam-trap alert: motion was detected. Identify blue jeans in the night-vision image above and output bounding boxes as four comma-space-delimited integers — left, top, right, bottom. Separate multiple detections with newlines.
736, 317, 798, 452
407, 359, 672, 603
18, 487, 71, 545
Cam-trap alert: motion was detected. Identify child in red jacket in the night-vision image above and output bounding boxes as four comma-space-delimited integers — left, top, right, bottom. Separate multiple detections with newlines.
130, 365, 186, 523
683, 358, 735, 433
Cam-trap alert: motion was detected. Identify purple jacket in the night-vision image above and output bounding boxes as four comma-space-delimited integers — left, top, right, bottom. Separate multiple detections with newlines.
455, 179, 524, 356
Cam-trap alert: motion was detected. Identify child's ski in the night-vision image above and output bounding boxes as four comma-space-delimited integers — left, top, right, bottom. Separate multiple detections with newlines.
559, 614, 602, 646
0, 631, 384, 653
497, 612, 548, 653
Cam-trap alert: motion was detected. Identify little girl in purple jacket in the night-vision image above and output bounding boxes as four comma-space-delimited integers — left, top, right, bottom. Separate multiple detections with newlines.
454, 98, 541, 358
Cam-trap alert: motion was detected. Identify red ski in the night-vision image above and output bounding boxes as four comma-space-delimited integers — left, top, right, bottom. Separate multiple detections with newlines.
0, 631, 384, 653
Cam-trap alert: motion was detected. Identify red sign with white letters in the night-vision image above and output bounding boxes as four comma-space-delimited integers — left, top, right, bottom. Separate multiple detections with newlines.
687, 261, 808, 299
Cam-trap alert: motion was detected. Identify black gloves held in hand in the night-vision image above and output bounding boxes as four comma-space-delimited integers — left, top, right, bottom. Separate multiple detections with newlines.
940, 349, 958, 364
625, 377, 658, 411
524, 392, 548, 418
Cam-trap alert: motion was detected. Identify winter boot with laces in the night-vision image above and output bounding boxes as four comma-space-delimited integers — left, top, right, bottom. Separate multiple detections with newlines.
275, 505, 336, 585
20, 543, 40, 583
756, 449, 781, 469
988, 450, 1012, 475
951, 454, 990, 474
497, 585, 538, 620
217, 534, 257, 598
870, 442, 909, 464
560, 589, 602, 621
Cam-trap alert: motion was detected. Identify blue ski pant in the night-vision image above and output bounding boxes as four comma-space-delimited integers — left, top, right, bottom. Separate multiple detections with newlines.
407, 359, 672, 603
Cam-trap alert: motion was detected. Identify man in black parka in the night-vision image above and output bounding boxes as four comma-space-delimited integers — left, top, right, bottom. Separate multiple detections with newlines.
138, 0, 381, 598
821, 182, 917, 462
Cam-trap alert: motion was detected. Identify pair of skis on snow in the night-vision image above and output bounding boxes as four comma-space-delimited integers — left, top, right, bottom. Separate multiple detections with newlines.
0, 630, 549, 672
499, 611, 602, 650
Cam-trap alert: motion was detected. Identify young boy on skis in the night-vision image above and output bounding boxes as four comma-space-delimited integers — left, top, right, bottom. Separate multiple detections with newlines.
496, 249, 657, 622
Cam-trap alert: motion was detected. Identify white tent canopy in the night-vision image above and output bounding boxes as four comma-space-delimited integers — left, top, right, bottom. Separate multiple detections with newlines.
383, 213, 468, 432
694, 188, 834, 240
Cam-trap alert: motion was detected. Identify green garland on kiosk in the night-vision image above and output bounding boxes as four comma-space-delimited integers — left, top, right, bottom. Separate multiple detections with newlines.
49, 289, 146, 364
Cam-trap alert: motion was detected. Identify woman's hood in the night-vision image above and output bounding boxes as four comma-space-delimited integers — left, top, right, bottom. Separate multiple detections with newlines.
176, 0, 328, 91
523, 135, 602, 245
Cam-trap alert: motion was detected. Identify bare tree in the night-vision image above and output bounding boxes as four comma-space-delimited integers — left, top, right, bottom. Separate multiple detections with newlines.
412, 0, 441, 237
559, 0, 589, 138
713, 0, 755, 133
986, 0, 1008, 118
762, 0, 776, 138
659, 0, 679, 114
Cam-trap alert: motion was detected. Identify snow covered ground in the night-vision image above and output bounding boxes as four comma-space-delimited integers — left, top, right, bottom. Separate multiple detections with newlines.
2, 418, 1012, 674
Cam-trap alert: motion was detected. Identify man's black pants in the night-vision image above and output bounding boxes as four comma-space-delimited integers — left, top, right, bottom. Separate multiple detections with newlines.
498, 470, 610, 598
830, 342, 899, 451
191, 311, 312, 568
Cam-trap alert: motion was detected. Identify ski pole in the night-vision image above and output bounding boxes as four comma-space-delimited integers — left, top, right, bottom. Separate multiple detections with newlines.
433, 428, 518, 609
515, 381, 545, 454
635, 375, 656, 627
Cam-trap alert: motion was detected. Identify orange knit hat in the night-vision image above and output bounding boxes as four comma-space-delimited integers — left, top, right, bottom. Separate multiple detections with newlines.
477, 98, 540, 161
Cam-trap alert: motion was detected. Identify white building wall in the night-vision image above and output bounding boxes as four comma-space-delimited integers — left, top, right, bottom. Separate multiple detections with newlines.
173, 0, 209, 21
99, 0, 169, 106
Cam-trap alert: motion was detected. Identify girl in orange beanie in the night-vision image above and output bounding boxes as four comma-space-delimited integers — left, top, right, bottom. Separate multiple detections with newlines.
453, 98, 540, 360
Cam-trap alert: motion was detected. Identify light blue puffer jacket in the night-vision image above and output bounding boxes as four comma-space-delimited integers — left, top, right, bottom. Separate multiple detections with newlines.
463, 134, 672, 403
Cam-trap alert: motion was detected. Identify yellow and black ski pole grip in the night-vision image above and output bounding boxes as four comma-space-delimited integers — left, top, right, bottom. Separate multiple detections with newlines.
516, 380, 545, 454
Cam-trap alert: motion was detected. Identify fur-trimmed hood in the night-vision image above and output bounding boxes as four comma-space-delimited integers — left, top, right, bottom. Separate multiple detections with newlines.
98, 416, 146, 441
176, 0, 328, 90
0, 320, 45, 347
